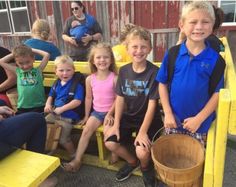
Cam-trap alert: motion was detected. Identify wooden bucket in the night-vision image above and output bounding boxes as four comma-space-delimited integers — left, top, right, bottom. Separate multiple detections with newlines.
45, 123, 62, 152
6, 88, 18, 111
151, 134, 205, 187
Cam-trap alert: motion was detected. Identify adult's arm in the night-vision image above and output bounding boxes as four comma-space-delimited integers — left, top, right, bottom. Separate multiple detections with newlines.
0, 54, 17, 73
62, 16, 78, 47
0, 67, 16, 92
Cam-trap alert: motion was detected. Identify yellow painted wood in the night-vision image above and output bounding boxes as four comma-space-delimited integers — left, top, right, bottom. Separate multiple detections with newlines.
214, 89, 231, 187
221, 37, 236, 135
34, 61, 161, 87
203, 120, 216, 187
0, 149, 60, 187
96, 130, 108, 160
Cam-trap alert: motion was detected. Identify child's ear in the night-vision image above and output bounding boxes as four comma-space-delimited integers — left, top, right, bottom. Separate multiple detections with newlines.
178, 20, 184, 31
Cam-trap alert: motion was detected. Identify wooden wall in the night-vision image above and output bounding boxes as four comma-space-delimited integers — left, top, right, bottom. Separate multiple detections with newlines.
0, 1, 235, 61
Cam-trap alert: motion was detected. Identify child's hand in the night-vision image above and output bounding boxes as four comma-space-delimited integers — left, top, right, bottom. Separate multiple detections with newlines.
104, 113, 114, 127
182, 116, 202, 133
104, 125, 120, 142
53, 107, 64, 115
44, 104, 53, 113
164, 113, 177, 129
79, 116, 89, 126
134, 131, 151, 150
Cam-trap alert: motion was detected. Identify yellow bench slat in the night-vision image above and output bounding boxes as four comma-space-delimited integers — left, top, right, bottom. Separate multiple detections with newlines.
0, 149, 60, 187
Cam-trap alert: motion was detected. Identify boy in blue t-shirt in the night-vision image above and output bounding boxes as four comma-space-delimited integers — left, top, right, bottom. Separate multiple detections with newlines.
44, 55, 84, 157
156, 1, 225, 145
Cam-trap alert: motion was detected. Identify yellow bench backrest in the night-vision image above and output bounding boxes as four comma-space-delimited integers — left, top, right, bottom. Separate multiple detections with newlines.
34, 61, 161, 87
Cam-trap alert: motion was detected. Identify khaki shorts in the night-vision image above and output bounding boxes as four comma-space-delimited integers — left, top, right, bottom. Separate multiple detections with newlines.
45, 113, 73, 144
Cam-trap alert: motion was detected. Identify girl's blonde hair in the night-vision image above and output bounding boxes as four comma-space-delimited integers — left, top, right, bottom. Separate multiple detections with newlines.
88, 42, 117, 73
31, 19, 50, 40
54, 55, 75, 69
125, 26, 152, 48
181, 1, 215, 22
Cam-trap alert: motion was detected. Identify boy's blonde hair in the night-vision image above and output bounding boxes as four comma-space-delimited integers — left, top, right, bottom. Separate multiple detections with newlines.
31, 19, 50, 41
88, 42, 116, 73
12, 44, 34, 58
120, 23, 136, 43
181, 1, 215, 22
54, 55, 75, 69
125, 26, 152, 48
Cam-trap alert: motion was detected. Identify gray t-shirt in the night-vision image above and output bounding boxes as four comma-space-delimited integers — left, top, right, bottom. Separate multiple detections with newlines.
116, 61, 160, 126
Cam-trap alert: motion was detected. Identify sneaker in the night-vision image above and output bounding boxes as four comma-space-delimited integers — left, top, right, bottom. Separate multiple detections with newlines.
116, 162, 139, 181
141, 164, 158, 187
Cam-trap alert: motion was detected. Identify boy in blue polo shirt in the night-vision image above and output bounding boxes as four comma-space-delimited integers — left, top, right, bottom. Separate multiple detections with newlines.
156, 1, 225, 145
44, 55, 84, 157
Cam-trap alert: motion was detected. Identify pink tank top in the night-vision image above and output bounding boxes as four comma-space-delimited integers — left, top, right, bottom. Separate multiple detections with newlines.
91, 72, 116, 112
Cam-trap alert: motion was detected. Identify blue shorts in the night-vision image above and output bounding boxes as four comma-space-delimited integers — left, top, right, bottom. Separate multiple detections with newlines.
90, 110, 107, 122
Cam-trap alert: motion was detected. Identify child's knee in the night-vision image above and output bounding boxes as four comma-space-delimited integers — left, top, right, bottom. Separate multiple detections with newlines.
59, 135, 71, 145
45, 113, 55, 123
105, 138, 119, 151
82, 126, 94, 137
136, 146, 150, 160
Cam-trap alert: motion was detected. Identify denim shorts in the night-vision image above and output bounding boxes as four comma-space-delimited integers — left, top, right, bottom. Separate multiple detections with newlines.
90, 110, 107, 122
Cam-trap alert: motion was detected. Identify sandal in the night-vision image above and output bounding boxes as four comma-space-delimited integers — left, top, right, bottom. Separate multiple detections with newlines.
61, 160, 82, 173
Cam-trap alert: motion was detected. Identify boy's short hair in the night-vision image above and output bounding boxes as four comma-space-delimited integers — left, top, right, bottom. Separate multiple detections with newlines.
12, 44, 34, 58
54, 55, 74, 69
181, 1, 215, 22
31, 19, 50, 41
120, 23, 136, 43
125, 26, 152, 48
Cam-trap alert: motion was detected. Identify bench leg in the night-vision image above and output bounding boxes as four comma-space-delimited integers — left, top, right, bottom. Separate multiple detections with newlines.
96, 131, 108, 161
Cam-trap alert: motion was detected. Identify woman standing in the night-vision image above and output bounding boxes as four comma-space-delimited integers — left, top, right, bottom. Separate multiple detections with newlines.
62, 1, 102, 61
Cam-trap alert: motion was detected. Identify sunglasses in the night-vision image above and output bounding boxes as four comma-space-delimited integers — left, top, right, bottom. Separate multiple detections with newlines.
71, 7, 79, 11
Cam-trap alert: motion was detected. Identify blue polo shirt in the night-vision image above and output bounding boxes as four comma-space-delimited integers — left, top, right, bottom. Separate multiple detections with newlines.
49, 78, 84, 120
156, 42, 224, 133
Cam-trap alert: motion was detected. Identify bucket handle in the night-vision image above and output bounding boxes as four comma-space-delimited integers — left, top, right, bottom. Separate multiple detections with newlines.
152, 126, 165, 144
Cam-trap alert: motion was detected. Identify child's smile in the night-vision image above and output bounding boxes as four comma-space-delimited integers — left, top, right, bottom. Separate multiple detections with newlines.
127, 37, 151, 64
180, 9, 213, 43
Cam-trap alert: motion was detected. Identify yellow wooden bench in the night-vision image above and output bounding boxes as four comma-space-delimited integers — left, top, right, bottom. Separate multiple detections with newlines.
0, 149, 60, 187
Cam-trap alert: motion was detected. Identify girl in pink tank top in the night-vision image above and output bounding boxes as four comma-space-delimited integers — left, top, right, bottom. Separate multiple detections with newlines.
62, 43, 118, 172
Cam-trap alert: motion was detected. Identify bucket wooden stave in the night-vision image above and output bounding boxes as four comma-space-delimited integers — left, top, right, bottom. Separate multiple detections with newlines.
151, 134, 205, 187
